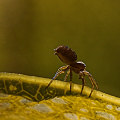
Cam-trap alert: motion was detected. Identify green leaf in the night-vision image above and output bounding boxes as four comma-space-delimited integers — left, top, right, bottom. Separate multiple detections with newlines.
0, 72, 120, 120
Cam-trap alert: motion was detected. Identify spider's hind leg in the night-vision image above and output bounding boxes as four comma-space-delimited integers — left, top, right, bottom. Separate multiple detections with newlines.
64, 69, 70, 81
45, 65, 69, 89
63, 68, 72, 93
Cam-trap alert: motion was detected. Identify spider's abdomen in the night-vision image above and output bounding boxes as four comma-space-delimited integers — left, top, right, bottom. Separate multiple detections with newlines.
70, 61, 86, 74
54, 45, 77, 64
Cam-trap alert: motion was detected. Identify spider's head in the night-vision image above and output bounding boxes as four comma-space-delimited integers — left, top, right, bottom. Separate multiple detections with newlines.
54, 45, 77, 65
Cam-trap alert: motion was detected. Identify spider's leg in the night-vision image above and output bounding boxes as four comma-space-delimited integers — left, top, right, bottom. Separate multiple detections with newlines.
45, 70, 64, 89
79, 71, 86, 95
64, 69, 70, 81
83, 71, 98, 97
57, 65, 69, 73
89, 77, 94, 97
81, 78, 85, 95
70, 69, 72, 93
45, 65, 69, 89
85, 71, 98, 90
92, 79, 99, 90
79, 73, 86, 94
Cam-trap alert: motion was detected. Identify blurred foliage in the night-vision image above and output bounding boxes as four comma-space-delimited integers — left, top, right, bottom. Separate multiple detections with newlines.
0, 0, 120, 98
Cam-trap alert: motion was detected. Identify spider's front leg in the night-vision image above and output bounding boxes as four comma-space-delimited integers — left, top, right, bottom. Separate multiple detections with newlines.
79, 71, 86, 95
83, 70, 98, 97
45, 65, 69, 89
70, 69, 72, 93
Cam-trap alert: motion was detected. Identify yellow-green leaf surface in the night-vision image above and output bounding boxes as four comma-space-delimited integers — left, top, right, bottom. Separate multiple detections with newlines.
0, 73, 120, 120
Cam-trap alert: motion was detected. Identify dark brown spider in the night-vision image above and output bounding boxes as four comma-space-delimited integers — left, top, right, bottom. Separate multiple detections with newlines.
46, 45, 98, 97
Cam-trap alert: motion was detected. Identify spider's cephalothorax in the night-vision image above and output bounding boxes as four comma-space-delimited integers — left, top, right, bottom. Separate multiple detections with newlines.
46, 45, 98, 97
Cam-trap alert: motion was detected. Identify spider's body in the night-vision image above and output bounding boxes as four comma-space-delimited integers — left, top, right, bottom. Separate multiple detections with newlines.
70, 62, 86, 74
46, 45, 98, 97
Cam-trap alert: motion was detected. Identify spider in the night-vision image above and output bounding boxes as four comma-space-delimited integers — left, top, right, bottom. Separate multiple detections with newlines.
45, 45, 98, 97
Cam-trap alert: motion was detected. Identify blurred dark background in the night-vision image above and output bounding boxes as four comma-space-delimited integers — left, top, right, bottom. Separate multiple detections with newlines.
0, 0, 120, 97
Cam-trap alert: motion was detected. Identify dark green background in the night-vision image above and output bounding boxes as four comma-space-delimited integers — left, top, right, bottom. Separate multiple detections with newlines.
0, 0, 120, 97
